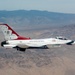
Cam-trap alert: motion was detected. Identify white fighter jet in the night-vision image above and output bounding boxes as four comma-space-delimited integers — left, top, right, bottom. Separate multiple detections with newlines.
0, 24, 74, 52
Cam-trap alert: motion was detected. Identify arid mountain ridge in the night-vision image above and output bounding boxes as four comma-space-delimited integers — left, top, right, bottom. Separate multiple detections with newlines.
0, 10, 75, 29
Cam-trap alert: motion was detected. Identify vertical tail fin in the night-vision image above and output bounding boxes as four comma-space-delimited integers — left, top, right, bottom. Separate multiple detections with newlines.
0, 24, 30, 40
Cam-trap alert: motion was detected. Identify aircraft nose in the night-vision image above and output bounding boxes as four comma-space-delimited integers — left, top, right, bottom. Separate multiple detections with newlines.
66, 40, 74, 45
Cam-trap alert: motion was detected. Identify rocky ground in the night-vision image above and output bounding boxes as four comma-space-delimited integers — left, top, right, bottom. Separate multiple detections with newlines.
0, 45, 75, 75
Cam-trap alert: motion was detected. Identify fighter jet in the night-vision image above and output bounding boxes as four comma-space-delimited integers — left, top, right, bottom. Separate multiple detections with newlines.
0, 24, 74, 52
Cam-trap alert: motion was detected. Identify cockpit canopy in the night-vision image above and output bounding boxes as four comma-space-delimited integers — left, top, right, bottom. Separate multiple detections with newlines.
55, 36, 68, 40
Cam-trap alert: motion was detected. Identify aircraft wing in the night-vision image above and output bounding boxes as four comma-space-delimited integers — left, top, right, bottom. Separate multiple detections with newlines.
3, 44, 17, 49
17, 44, 29, 48
4, 44, 29, 49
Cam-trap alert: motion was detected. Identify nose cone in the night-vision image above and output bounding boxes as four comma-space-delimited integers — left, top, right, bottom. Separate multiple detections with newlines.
66, 40, 74, 45
72, 41, 75, 44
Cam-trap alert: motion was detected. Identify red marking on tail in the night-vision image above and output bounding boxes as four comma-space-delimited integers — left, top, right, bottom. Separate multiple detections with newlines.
3, 24, 19, 36
0, 24, 31, 40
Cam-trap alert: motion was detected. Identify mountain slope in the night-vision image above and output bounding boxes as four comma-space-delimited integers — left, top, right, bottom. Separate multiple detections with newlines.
0, 10, 75, 29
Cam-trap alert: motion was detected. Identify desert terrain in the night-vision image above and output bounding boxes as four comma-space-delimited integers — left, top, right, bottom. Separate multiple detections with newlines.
0, 26, 75, 75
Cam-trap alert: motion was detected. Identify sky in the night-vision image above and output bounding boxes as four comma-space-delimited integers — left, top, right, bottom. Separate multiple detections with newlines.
0, 0, 75, 14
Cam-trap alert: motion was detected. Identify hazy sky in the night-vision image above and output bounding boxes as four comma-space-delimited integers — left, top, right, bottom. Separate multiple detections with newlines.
0, 0, 75, 13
